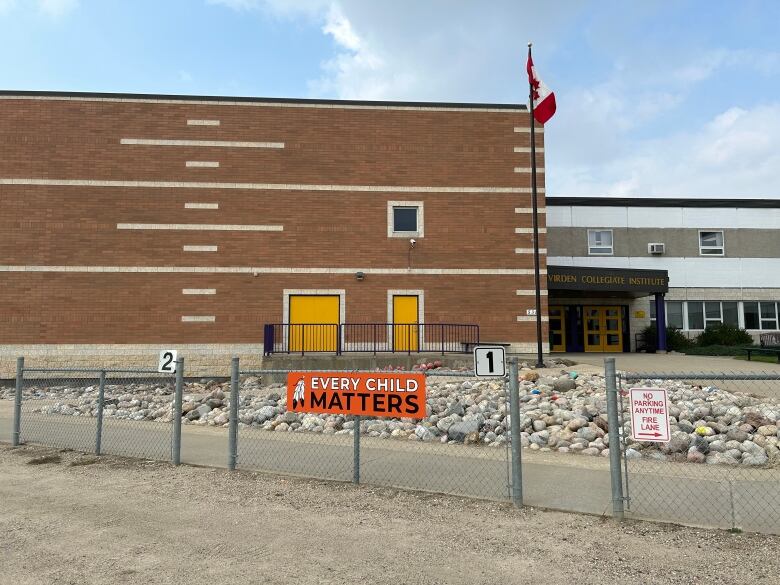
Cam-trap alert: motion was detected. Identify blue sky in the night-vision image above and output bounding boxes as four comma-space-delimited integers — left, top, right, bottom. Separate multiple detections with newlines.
1, 0, 779, 198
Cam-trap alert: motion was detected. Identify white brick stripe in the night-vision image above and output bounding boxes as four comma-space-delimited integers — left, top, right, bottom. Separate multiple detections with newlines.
515, 248, 547, 254
514, 167, 545, 173
515, 207, 546, 213
514, 126, 545, 133
117, 223, 283, 231
515, 227, 547, 234
184, 203, 219, 209
0, 95, 525, 113
182, 289, 217, 295
0, 178, 541, 194
0, 265, 546, 276
186, 161, 219, 168
123, 138, 284, 149
516, 289, 548, 296
517, 316, 549, 322
182, 315, 216, 323
183, 245, 218, 252
513, 146, 544, 152
187, 119, 220, 126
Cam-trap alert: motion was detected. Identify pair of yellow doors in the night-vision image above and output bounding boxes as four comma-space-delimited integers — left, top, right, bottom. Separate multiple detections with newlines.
549, 305, 623, 352
288, 295, 419, 352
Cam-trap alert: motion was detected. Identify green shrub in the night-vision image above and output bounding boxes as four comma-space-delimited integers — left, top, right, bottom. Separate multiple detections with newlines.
639, 324, 693, 352
683, 344, 754, 356
695, 323, 754, 347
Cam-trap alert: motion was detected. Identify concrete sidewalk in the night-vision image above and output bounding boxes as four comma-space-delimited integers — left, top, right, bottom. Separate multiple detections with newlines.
559, 352, 780, 373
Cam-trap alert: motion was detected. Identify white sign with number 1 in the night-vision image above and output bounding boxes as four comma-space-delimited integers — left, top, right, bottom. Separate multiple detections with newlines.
158, 350, 178, 374
473, 346, 506, 377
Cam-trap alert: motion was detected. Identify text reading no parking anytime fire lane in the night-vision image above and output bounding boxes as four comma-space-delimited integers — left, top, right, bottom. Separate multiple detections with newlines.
629, 387, 671, 442
287, 372, 426, 418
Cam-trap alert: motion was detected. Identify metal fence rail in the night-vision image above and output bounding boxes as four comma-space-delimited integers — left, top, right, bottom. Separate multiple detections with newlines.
10, 357, 184, 463
233, 362, 513, 501
616, 369, 780, 534
262, 323, 479, 355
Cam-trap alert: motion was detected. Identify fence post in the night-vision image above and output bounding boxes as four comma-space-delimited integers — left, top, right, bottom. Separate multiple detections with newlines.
605, 357, 625, 520
12, 356, 23, 446
95, 370, 106, 455
353, 415, 361, 484
508, 357, 523, 507
228, 356, 239, 470
172, 357, 184, 465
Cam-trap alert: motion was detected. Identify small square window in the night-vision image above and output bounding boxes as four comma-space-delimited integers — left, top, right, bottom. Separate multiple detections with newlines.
393, 207, 418, 232
388, 201, 424, 238
699, 230, 724, 256
588, 229, 613, 255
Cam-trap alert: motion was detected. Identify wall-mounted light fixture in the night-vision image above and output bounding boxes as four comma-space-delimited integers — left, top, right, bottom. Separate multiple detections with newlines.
355, 271, 365, 281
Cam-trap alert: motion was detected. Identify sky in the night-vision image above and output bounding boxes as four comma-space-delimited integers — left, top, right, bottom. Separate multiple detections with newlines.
1, 0, 779, 199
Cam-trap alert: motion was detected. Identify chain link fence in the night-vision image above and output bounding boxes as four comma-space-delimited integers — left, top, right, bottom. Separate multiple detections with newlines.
7, 358, 182, 462
616, 371, 780, 534
234, 365, 513, 501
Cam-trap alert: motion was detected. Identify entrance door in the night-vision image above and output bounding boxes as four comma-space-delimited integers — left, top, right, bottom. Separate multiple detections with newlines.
289, 295, 340, 352
548, 306, 567, 352
584, 306, 623, 352
393, 295, 419, 351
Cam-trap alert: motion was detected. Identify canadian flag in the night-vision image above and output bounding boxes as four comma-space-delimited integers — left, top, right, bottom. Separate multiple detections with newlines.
526, 53, 556, 125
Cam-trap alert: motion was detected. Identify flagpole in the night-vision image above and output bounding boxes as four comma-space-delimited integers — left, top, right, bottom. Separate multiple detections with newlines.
528, 42, 545, 368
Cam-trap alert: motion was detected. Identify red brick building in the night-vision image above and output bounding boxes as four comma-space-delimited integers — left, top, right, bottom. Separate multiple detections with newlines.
0, 91, 546, 368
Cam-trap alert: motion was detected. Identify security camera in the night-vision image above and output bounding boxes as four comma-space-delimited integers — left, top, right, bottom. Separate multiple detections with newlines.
409, 238, 416, 248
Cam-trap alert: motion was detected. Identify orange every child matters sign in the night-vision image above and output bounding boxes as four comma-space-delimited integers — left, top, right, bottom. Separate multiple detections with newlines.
287, 372, 426, 418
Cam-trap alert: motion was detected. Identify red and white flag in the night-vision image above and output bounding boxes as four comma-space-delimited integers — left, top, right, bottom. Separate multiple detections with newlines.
526, 53, 556, 125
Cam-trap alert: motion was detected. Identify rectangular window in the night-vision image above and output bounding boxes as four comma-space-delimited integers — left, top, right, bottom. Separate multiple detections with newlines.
649, 301, 684, 329
387, 201, 424, 238
393, 207, 418, 232
687, 301, 704, 330
704, 301, 722, 327
667, 301, 684, 329
699, 230, 724, 256
722, 302, 739, 326
760, 301, 778, 330
587, 229, 613, 255
744, 302, 760, 329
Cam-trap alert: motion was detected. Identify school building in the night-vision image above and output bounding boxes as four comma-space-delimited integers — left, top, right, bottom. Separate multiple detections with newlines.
546, 197, 780, 352
0, 90, 547, 372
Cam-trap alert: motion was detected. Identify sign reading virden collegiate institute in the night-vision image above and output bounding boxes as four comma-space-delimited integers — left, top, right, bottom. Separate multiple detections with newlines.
287, 372, 426, 418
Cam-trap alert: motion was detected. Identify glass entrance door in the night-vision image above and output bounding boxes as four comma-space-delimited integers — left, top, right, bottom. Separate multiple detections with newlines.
549, 306, 567, 352
583, 306, 623, 352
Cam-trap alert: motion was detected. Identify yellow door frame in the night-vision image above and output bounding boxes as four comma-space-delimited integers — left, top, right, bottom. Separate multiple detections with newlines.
288, 295, 340, 352
583, 305, 624, 352
548, 305, 567, 352
392, 295, 419, 352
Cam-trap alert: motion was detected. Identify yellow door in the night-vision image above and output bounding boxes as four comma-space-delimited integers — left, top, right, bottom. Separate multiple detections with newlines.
393, 295, 419, 351
289, 295, 340, 352
602, 306, 623, 352
584, 306, 602, 352
548, 306, 567, 352
583, 306, 623, 352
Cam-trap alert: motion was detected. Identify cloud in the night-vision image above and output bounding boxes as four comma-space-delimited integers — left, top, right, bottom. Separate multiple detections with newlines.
553, 103, 780, 198
37, 0, 79, 17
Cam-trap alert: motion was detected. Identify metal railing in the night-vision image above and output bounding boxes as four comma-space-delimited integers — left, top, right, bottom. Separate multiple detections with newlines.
263, 323, 479, 355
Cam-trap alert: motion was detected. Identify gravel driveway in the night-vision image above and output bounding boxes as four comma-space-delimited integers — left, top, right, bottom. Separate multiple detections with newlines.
1, 444, 778, 585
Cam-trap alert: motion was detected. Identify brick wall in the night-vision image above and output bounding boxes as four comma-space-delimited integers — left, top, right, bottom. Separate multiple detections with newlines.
0, 94, 547, 352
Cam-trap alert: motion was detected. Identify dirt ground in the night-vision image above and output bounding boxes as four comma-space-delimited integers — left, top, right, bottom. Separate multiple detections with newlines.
1, 445, 779, 585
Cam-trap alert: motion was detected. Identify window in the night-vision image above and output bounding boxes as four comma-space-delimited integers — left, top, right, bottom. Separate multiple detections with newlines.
587, 229, 613, 255
394, 208, 417, 232
744, 302, 779, 330
699, 230, 724, 256
722, 302, 739, 326
388, 201, 424, 238
649, 300, 684, 329
687, 302, 705, 330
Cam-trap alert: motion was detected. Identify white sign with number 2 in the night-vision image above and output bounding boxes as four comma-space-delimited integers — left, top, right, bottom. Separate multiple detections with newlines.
158, 350, 178, 374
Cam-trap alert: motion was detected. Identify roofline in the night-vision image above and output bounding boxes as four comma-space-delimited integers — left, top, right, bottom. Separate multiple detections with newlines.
546, 197, 780, 209
0, 90, 527, 112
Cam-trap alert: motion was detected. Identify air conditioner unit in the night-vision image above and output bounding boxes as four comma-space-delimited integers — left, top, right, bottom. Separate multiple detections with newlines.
648, 243, 665, 255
